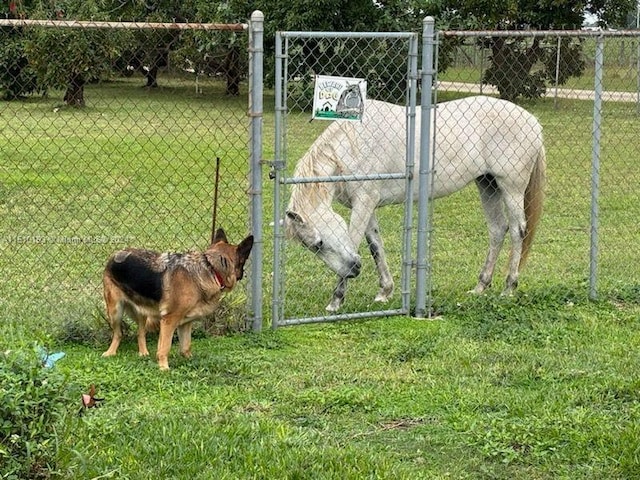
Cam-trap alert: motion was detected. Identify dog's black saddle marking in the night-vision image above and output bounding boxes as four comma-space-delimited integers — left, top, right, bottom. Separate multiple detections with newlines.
109, 254, 163, 302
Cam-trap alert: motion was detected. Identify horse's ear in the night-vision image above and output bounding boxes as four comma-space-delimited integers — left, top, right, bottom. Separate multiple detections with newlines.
286, 211, 304, 224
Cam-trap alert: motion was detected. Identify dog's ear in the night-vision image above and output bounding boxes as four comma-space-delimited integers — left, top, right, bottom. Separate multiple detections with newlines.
212, 228, 228, 244
234, 235, 254, 281
238, 235, 254, 260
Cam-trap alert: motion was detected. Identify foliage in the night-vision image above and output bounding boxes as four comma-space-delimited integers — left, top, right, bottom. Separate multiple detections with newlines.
19, 1, 132, 106
1, 0, 636, 103
0, 29, 38, 100
422, 0, 634, 100
24, 26, 125, 105
0, 348, 71, 479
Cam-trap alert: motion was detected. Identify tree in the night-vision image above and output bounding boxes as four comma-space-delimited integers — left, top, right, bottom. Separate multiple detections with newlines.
0, 27, 38, 100
254, 0, 417, 104
0, 0, 38, 100
178, 1, 255, 96
419, 0, 636, 100
114, 1, 194, 89
20, 1, 130, 106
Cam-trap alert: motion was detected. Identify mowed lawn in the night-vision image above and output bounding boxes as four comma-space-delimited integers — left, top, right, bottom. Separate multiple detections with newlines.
2, 78, 640, 479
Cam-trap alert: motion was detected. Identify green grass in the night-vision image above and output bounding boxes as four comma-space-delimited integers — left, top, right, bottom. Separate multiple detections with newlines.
47, 300, 640, 479
2, 76, 640, 478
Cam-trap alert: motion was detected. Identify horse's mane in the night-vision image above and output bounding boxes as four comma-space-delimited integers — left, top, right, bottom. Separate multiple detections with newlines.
288, 139, 339, 215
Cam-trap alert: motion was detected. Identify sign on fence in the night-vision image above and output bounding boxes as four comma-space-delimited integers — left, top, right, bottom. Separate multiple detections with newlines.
312, 75, 367, 120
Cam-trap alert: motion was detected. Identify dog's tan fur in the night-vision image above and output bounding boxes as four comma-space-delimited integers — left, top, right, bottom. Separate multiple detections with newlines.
102, 228, 253, 370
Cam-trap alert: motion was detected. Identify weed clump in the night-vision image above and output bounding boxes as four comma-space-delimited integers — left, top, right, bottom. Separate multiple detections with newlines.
0, 348, 71, 479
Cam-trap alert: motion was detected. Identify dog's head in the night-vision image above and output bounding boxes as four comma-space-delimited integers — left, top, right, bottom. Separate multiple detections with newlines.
206, 228, 254, 289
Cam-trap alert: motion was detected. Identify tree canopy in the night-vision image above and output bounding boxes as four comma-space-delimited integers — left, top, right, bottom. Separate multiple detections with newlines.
1, 0, 637, 103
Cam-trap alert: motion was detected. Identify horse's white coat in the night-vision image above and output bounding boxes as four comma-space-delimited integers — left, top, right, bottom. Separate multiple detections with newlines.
286, 96, 546, 311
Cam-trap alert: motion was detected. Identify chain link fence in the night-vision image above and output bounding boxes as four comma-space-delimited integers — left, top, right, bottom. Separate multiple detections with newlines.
428, 30, 640, 311
271, 32, 419, 326
0, 17, 264, 344
4, 18, 640, 337
271, 26, 640, 324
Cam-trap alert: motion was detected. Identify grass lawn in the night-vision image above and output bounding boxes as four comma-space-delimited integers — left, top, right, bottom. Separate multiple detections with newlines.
50, 299, 640, 479
2, 76, 640, 479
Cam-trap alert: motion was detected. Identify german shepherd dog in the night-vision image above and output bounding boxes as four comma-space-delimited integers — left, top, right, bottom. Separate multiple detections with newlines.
102, 228, 253, 370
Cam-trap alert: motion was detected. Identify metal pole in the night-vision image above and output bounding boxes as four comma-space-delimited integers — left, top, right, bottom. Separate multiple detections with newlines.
249, 11, 264, 331
554, 36, 561, 109
415, 17, 435, 318
210, 156, 221, 243
479, 44, 484, 94
272, 32, 285, 329
402, 33, 419, 314
589, 35, 604, 300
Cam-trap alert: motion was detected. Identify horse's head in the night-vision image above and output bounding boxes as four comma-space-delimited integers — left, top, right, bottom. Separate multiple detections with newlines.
285, 208, 362, 279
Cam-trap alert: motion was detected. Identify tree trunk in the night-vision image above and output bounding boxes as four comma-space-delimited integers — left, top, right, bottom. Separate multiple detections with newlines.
145, 66, 158, 88
64, 73, 85, 107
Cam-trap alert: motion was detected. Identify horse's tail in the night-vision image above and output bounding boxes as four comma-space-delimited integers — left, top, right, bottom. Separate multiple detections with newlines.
520, 144, 546, 269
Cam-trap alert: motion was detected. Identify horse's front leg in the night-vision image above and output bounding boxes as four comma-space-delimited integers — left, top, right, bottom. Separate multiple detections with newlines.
326, 276, 348, 312
325, 194, 378, 312
365, 214, 394, 302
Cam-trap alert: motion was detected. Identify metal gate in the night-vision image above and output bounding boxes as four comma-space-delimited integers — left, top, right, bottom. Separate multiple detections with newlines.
271, 31, 420, 327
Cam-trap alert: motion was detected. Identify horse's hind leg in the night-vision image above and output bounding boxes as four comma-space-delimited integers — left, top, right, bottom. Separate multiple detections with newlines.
501, 184, 527, 295
473, 175, 508, 294
365, 214, 394, 302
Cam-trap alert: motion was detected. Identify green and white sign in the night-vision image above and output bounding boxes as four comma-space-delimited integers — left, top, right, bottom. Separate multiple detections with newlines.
312, 75, 367, 121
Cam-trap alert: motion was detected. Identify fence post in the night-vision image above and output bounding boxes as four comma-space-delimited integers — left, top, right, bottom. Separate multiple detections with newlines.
249, 10, 264, 331
402, 33, 419, 314
589, 34, 604, 300
553, 36, 561, 109
415, 16, 435, 318
271, 32, 285, 329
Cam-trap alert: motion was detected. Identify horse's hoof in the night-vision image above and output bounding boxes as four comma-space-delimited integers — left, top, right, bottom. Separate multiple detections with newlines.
374, 293, 390, 303
325, 300, 342, 312
469, 278, 493, 294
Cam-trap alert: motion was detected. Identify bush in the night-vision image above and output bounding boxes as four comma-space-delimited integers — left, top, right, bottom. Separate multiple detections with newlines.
0, 348, 71, 479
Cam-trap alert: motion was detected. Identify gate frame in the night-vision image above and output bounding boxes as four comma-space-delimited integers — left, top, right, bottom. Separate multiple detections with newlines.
271, 30, 420, 328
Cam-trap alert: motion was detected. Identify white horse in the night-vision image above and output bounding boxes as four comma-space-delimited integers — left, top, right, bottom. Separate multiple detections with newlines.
285, 96, 546, 312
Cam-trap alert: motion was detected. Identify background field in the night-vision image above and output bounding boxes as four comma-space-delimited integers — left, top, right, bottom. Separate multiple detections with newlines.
2, 73, 640, 478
